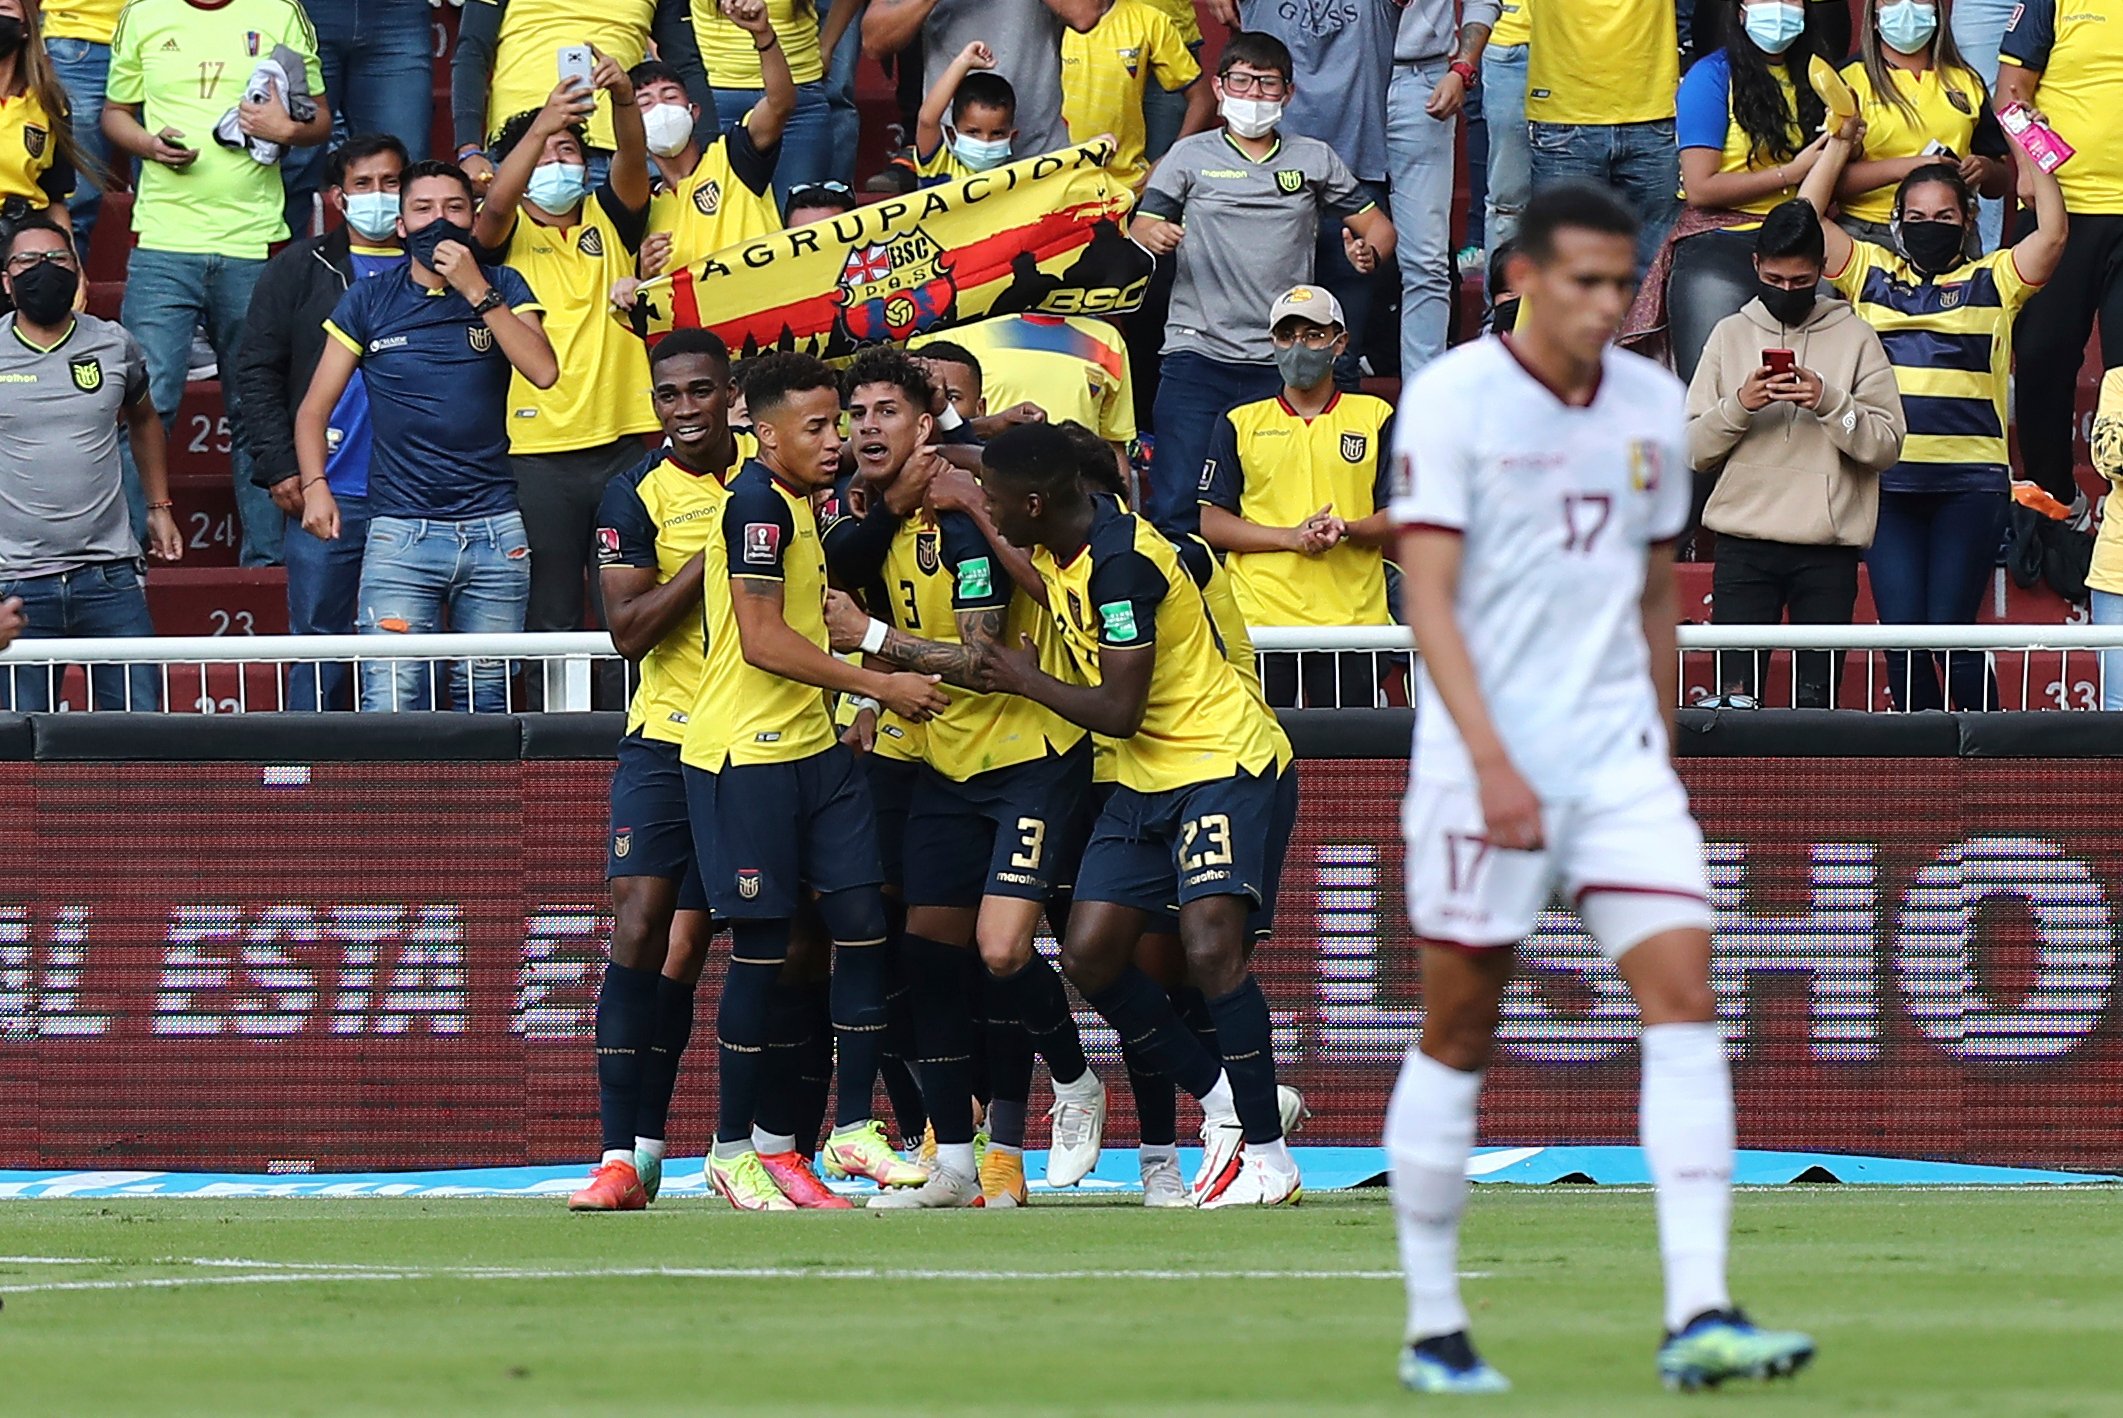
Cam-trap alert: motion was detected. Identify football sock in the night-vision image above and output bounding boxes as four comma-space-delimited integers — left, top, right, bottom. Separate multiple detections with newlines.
593, 961, 658, 1155
1206, 977, 1281, 1145
751, 1127, 798, 1154
987, 1098, 1028, 1150
829, 940, 891, 1128
1138, 1141, 1178, 1169
633, 1136, 666, 1163
1172, 985, 1222, 1063
983, 977, 1036, 1149
966, 953, 993, 1107
1124, 1040, 1179, 1148
1084, 966, 1220, 1100
937, 1141, 976, 1176
755, 977, 813, 1140
1641, 1021, 1735, 1331
634, 974, 696, 1144
715, 923, 785, 1144
1385, 1048, 1482, 1343
793, 982, 834, 1155
904, 933, 977, 1146
601, 1148, 631, 1167
880, 937, 928, 1139
992, 958, 1090, 1085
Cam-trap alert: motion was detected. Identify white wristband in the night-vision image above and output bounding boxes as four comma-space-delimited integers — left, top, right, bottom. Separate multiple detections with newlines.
860, 618, 889, 655
847, 694, 882, 714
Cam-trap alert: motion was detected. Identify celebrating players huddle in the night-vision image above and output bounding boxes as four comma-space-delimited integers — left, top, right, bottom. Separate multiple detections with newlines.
578, 330, 1304, 1214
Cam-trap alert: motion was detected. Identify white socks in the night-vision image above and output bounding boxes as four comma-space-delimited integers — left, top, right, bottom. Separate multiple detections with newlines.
1385, 1048, 1482, 1344
601, 1148, 632, 1167
634, 1136, 666, 1162
751, 1128, 797, 1155
937, 1142, 976, 1176
1641, 1022, 1735, 1332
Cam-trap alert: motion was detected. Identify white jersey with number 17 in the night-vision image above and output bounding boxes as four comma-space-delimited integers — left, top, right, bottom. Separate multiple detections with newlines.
1389, 337, 1691, 800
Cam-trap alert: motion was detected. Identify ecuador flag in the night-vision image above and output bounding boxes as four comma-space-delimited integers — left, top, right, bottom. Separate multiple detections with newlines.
633, 141, 1151, 360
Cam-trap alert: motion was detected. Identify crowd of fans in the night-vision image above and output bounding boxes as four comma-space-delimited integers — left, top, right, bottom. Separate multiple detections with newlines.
0, 0, 2116, 712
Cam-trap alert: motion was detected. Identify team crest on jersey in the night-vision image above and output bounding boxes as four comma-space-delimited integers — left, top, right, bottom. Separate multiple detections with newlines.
915, 529, 941, 574
577, 227, 605, 258
1939, 286, 1964, 310
1117, 44, 1142, 78
67, 356, 101, 393
1947, 88, 1973, 115
1628, 440, 1662, 493
1340, 432, 1368, 464
736, 868, 761, 899
1065, 588, 1090, 632
612, 828, 632, 859
692, 180, 723, 216
468, 324, 495, 352
1274, 169, 1304, 194
837, 228, 957, 342
743, 521, 781, 564
22, 124, 46, 159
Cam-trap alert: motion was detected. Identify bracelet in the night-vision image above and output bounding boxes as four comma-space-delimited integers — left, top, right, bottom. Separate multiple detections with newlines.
755, 35, 778, 51
298, 479, 324, 490
145, 500, 173, 510
859, 618, 889, 655
456, 143, 485, 160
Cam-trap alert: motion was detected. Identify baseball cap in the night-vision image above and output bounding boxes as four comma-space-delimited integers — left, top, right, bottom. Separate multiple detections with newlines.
1268, 284, 1345, 330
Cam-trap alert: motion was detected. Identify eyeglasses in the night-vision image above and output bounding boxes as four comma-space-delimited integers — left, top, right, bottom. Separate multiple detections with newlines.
5, 249, 77, 275
1219, 70, 1289, 98
1273, 324, 1341, 349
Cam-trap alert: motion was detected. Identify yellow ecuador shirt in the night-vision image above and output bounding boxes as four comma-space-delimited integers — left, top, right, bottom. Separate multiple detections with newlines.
1999, 0, 2123, 213
480, 0, 652, 151
1199, 389, 1395, 631
1135, 0, 1201, 48
683, 462, 840, 769
1490, 0, 1531, 48
1526, 0, 1676, 126
1839, 60, 2004, 225
1034, 496, 1279, 793
2086, 370, 2123, 594
496, 189, 658, 453
0, 91, 64, 210
915, 313, 1135, 443
1175, 532, 1293, 769
44, 0, 125, 44
646, 131, 783, 271
595, 437, 753, 743
692, 0, 825, 88
1059, 0, 1199, 189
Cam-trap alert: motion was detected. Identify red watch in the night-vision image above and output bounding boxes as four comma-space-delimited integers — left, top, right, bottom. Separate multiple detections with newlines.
1449, 59, 1478, 85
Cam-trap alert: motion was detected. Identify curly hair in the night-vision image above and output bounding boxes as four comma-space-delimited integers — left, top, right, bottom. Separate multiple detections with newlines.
841, 346, 934, 410
1723, 0, 1830, 166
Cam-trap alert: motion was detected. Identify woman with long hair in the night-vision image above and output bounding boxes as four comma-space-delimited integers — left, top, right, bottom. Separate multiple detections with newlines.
0, 0, 89, 226
1836, 0, 2008, 246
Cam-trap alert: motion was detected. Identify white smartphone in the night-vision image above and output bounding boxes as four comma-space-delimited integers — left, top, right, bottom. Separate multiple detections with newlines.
557, 45, 595, 92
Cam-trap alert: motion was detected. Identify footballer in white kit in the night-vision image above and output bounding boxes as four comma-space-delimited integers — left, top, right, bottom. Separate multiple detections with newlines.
1381, 183, 1815, 1399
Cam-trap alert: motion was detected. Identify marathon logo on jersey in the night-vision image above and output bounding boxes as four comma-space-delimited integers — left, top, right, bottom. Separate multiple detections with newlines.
468, 324, 495, 353
735, 868, 761, 899
22, 124, 46, 160
743, 521, 781, 565
578, 228, 605, 258
67, 356, 101, 393
612, 829, 632, 859
1628, 440, 1662, 493
1340, 432, 1368, 464
369, 336, 409, 353
1099, 600, 1140, 644
693, 180, 723, 216
915, 530, 941, 575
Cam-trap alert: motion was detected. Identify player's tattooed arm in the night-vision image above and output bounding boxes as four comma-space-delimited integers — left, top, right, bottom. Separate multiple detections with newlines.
734, 576, 951, 720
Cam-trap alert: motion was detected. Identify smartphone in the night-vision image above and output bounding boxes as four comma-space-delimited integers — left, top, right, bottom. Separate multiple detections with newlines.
1999, 102, 2074, 174
1763, 348, 1796, 377
557, 45, 596, 92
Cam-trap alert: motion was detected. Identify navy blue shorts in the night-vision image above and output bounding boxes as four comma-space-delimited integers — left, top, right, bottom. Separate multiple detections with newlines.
865, 751, 920, 890
608, 732, 709, 913
1251, 761, 1300, 939
1074, 766, 1281, 914
683, 746, 883, 920
903, 741, 1093, 907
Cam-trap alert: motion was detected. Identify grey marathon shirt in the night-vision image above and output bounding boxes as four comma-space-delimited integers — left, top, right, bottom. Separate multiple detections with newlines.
0, 312, 149, 579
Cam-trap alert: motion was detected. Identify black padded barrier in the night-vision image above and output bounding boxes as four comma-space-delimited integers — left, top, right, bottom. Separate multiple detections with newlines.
0, 713, 30, 761
29, 711, 523, 762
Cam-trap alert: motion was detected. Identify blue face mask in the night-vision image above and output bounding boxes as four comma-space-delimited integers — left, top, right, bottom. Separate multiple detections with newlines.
947, 129, 1013, 172
525, 161, 588, 215
1877, 0, 1938, 53
342, 190, 400, 242
1743, 1, 1807, 54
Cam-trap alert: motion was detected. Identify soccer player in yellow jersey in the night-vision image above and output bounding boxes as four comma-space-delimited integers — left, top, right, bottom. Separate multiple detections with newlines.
820, 351, 1106, 1208
681, 352, 949, 1211
975, 422, 1300, 1208
569, 330, 744, 1213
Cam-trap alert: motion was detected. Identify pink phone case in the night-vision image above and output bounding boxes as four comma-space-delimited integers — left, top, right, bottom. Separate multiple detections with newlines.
1999, 103, 2074, 175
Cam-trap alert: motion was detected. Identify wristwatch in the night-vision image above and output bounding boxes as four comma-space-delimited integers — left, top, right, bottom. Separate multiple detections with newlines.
1449, 59, 1478, 86
470, 287, 505, 316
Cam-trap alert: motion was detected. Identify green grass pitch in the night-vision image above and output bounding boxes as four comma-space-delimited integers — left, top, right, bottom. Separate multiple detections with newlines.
3, 1188, 2118, 1416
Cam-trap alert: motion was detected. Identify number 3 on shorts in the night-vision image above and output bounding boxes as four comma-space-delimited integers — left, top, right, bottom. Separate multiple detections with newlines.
1179, 813, 1233, 872
1010, 816, 1047, 869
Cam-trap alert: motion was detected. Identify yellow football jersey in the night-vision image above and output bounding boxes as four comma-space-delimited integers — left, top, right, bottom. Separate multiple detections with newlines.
481, 0, 653, 151
646, 135, 784, 272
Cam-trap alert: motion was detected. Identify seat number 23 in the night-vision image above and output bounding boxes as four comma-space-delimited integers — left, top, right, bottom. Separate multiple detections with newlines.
1179, 813, 1234, 872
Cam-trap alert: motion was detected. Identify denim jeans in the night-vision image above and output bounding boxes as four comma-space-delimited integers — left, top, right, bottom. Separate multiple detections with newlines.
1385, 59, 1457, 379
282, 0, 437, 238
1667, 227, 1759, 388
46, 37, 110, 252
2092, 590, 2123, 711
120, 247, 280, 566
1145, 349, 1281, 535
356, 512, 531, 713
1481, 43, 1530, 252
712, 80, 834, 205
284, 492, 371, 711
1865, 488, 2007, 711
1141, 38, 1205, 168
1951, 0, 2016, 254
0, 561, 159, 711
1528, 118, 1682, 274
823, 4, 866, 185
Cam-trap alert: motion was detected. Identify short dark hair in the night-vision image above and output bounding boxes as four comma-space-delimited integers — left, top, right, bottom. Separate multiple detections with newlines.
1894, 161, 1976, 222
327, 133, 410, 190
650, 328, 731, 376
915, 339, 982, 390
3, 216, 71, 260
397, 159, 477, 209
842, 346, 934, 409
953, 71, 1017, 122
1486, 239, 1519, 300
1054, 420, 1123, 496
628, 59, 686, 94
493, 107, 585, 163
983, 422, 1084, 501
1755, 199, 1826, 265
741, 351, 840, 420
1217, 31, 1294, 83
784, 182, 856, 221
1516, 180, 1640, 263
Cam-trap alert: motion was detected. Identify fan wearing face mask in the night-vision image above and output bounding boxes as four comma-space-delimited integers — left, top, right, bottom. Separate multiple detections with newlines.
473, 53, 658, 663
913, 42, 1020, 186
630, 52, 787, 310
1799, 110, 2068, 712
1832, 0, 2010, 248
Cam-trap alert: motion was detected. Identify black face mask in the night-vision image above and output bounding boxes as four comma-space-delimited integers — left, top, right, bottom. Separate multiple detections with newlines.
9, 260, 77, 327
1756, 280, 1816, 329
1489, 297, 1521, 334
0, 18, 23, 58
1896, 218, 1966, 275
406, 217, 473, 274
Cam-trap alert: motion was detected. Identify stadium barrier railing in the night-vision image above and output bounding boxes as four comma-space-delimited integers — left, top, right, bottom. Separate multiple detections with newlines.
2, 625, 2121, 712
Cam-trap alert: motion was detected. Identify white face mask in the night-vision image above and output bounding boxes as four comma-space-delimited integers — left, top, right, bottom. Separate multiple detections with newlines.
1220, 94, 1283, 139
642, 103, 693, 158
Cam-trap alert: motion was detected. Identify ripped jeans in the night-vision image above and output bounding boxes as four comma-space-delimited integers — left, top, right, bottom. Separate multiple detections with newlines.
355, 512, 530, 713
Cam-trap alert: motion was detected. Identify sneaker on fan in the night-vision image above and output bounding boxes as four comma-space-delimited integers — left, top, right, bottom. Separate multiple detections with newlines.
867, 1164, 981, 1209
1045, 1071, 1106, 1187
1199, 1150, 1301, 1209
758, 1150, 853, 1209
567, 1158, 646, 1212
1140, 1150, 1189, 1208
1191, 1118, 1245, 1204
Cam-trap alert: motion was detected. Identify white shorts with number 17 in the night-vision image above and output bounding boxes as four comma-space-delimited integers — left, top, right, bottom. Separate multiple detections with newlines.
1401, 765, 1713, 961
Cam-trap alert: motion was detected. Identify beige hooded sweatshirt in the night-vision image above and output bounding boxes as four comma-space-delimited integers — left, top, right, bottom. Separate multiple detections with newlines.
1686, 295, 1906, 548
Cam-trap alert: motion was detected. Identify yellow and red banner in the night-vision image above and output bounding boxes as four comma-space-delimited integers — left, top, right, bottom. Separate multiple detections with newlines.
634, 141, 1149, 360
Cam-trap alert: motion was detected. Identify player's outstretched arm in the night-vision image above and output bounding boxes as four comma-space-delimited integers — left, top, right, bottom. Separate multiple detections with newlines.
732, 576, 949, 720
975, 633, 1153, 739
1642, 540, 1682, 752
